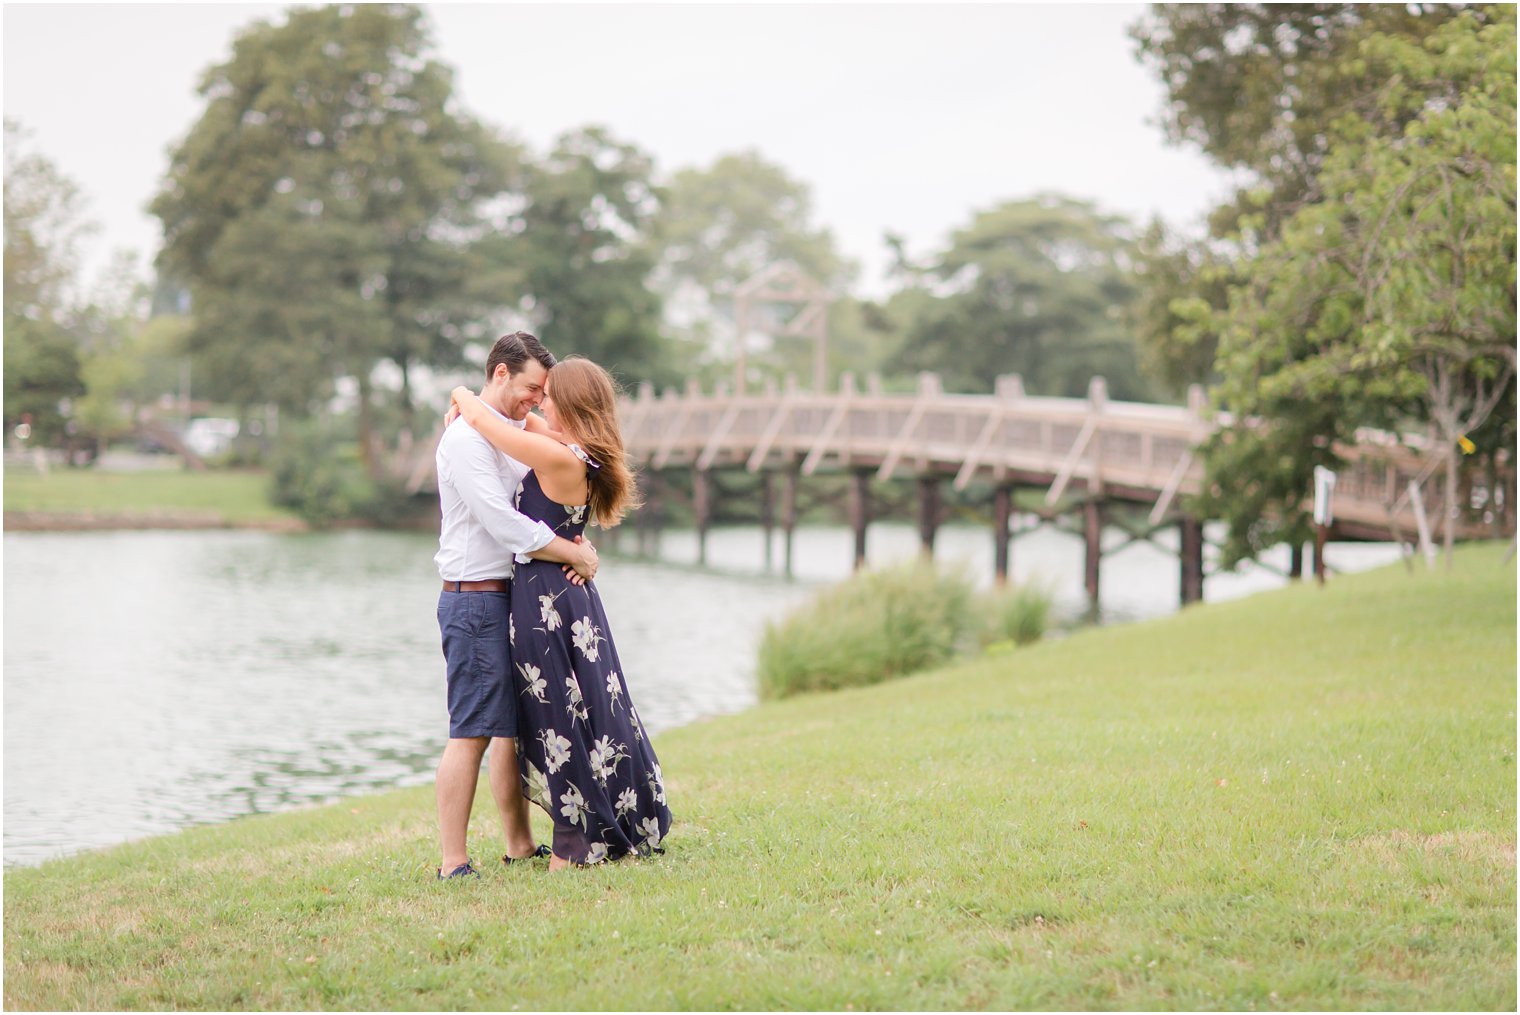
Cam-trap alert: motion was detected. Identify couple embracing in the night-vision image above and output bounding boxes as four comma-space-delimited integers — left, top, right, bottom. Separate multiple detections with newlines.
432, 331, 670, 877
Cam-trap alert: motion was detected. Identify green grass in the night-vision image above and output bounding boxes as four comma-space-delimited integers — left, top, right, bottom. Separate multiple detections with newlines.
3, 467, 298, 525
5, 543, 1514, 1010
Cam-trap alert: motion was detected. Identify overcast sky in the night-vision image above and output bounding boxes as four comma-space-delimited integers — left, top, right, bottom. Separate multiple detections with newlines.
4, 3, 1238, 298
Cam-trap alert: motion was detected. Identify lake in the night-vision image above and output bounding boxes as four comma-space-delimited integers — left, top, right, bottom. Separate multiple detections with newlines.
2, 522, 1402, 867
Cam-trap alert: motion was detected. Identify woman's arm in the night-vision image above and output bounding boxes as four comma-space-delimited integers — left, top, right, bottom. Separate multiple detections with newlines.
449, 387, 579, 484
523, 412, 560, 437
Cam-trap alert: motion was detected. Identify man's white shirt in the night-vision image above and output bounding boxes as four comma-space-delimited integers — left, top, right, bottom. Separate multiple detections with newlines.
434, 405, 555, 581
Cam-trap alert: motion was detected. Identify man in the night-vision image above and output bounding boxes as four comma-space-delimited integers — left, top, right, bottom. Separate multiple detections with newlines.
432, 331, 597, 879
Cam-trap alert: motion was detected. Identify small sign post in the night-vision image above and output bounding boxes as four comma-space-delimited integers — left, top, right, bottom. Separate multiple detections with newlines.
1312, 466, 1337, 587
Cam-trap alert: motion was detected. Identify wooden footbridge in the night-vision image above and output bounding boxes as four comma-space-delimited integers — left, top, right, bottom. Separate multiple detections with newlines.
408, 371, 1512, 608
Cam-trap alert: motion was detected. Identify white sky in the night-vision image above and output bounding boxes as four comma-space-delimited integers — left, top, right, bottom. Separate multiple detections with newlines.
3, 2, 1237, 299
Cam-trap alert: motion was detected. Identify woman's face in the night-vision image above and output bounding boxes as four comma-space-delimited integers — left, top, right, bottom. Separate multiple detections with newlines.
541, 376, 561, 431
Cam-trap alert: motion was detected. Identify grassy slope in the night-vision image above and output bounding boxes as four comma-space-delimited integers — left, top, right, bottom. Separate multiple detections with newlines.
3, 468, 297, 524
5, 544, 1514, 1010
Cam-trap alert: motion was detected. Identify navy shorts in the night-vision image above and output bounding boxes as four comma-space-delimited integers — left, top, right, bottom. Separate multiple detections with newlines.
437, 590, 516, 739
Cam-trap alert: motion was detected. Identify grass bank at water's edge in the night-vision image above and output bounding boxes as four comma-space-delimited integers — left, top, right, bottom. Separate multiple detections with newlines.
3, 467, 301, 527
5, 544, 1514, 1010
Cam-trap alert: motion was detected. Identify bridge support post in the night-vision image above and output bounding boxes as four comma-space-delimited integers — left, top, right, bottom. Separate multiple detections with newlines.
638, 469, 662, 557
1289, 542, 1304, 580
1179, 515, 1204, 606
1084, 498, 1104, 613
693, 468, 711, 567
917, 474, 939, 560
782, 457, 799, 579
993, 482, 1013, 588
760, 471, 775, 572
850, 468, 872, 571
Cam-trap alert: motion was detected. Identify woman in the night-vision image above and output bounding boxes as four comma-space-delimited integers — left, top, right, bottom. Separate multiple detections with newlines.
449, 357, 671, 869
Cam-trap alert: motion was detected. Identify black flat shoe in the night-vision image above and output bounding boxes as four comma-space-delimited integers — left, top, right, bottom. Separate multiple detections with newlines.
502, 844, 552, 865
437, 861, 481, 880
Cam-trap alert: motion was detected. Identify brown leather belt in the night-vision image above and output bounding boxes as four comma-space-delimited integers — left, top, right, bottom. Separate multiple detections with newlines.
442, 579, 508, 593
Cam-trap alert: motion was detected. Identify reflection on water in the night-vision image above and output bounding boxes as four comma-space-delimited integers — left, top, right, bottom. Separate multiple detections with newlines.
3, 522, 1401, 867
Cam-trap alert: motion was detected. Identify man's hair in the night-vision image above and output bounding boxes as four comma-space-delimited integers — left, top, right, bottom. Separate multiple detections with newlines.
485, 331, 555, 379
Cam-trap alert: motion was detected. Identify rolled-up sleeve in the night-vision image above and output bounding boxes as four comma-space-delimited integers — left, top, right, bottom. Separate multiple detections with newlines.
450, 430, 556, 556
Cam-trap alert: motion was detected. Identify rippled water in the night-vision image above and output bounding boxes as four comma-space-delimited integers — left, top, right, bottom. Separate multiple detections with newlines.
3, 522, 1401, 867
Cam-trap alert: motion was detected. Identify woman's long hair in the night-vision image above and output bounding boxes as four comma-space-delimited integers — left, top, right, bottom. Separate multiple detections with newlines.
548, 357, 640, 528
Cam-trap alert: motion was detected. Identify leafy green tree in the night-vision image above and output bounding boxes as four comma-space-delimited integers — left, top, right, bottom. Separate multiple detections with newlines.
889, 196, 1153, 398
3, 120, 90, 443
151, 4, 515, 470
509, 126, 669, 386
648, 150, 849, 353
1198, 7, 1516, 567
1127, 4, 1483, 392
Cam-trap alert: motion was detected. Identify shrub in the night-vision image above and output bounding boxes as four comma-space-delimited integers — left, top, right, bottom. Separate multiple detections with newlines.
268, 420, 414, 528
757, 560, 979, 699
980, 582, 1054, 649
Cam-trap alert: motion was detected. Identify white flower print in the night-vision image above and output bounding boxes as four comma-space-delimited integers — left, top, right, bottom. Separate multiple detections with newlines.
565, 675, 589, 725
571, 617, 602, 661
588, 735, 628, 787
615, 787, 638, 817
518, 662, 547, 704
637, 816, 662, 850
605, 671, 624, 714
538, 728, 572, 774
565, 503, 587, 527
509, 612, 516, 647
648, 764, 666, 805
630, 704, 644, 742
524, 760, 551, 810
559, 782, 589, 831
538, 591, 565, 632
585, 841, 608, 865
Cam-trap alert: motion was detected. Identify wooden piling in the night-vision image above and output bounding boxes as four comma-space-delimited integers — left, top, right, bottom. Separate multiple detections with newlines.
850, 468, 871, 571
1289, 542, 1304, 580
1084, 498, 1104, 611
917, 474, 939, 559
1179, 515, 1204, 605
760, 470, 775, 572
781, 457, 799, 579
993, 482, 1013, 588
693, 468, 711, 567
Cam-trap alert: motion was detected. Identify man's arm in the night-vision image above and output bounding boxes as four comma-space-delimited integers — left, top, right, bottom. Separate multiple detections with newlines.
525, 534, 599, 583
448, 427, 599, 582
447, 427, 558, 558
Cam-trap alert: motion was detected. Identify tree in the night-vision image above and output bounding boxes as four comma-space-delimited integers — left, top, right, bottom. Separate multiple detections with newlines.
647, 150, 850, 370
508, 126, 670, 386
151, 4, 515, 470
1127, 5, 1483, 392
3, 120, 90, 443
1198, 7, 1516, 567
888, 196, 1153, 398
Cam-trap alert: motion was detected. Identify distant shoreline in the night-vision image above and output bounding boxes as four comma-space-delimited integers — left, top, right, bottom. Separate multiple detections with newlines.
3, 510, 310, 533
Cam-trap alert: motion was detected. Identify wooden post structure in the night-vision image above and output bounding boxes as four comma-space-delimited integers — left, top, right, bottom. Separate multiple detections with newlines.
693, 468, 711, 567
760, 470, 775, 572
1179, 515, 1204, 605
850, 468, 872, 571
638, 469, 662, 557
1084, 498, 1104, 613
917, 474, 939, 560
993, 482, 1014, 588
781, 456, 800, 579
1312, 525, 1328, 586
1289, 543, 1304, 580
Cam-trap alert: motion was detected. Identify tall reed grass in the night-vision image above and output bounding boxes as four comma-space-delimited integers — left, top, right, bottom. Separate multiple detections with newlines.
757, 560, 1053, 698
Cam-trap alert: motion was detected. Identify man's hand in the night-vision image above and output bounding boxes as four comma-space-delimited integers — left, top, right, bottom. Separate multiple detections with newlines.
562, 534, 598, 584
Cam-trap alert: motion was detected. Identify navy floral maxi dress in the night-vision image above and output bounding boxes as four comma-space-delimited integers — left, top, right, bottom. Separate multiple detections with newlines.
510, 457, 671, 864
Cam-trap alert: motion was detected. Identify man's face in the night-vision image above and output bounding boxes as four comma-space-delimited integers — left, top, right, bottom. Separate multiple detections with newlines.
495, 360, 548, 421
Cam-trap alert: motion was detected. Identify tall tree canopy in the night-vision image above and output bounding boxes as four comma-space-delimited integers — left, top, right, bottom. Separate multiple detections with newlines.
1127, 4, 1484, 390
888, 196, 1151, 399
1197, 6, 1516, 566
508, 126, 669, 386
151, 3, 514, 464
3, 120, 90, 443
